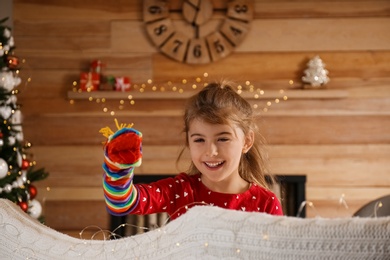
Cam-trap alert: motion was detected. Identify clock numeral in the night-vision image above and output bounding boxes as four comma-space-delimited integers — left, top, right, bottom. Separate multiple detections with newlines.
145, 19, 175, 46
229, 26, 243, 37
220, 19, 250, 46
193, 44, 202, 58
172, 39, 183, 53
227, 0, 254, 22
186, 38, 211, 64
143, 0, 169, 23
234, 4, 248, 14
213, 40, 225, 53
154, 24, 168, 36
160, 32, 189, 63
148, 5, 163, 14
206, 32, 234, 62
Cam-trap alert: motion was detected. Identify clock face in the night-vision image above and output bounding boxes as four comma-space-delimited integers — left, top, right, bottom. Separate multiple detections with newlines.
143, 0, 253, 64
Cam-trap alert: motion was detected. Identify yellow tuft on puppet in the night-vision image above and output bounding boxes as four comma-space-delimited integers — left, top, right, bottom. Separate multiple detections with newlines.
99, 118, 134, 138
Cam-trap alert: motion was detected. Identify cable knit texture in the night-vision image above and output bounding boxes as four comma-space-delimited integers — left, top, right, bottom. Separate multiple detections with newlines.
0, 198, 389, 260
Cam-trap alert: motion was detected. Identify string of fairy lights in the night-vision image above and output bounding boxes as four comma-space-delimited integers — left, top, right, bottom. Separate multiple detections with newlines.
69, 72, 290, 116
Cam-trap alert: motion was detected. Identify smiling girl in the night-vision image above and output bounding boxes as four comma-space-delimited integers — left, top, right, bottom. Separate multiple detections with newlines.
102, 81, 283, 220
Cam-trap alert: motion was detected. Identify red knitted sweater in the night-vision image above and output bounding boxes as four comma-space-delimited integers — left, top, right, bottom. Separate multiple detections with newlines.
130, 173, 283, 220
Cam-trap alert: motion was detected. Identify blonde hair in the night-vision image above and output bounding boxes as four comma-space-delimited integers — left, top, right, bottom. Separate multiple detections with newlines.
176, 80, 274, 190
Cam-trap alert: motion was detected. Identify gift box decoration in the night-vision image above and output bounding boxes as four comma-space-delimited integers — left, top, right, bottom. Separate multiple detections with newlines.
115, 77, 131, 92
90, 59, 104, 74
99, 75, 116, 91
80, 72, 100, 91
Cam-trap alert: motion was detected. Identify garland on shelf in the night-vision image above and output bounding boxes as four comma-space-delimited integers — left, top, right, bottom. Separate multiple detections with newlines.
70, 71, 290, 116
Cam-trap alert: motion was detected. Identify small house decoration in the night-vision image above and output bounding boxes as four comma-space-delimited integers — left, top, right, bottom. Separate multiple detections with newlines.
302, 56, 330, 88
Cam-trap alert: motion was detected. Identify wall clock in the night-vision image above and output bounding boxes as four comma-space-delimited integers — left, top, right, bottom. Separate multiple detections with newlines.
143, 0, 253, 64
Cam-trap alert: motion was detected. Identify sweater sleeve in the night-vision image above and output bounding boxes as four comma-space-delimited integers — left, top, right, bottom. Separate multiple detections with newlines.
264, 194, 284, 216
101, 128, 142, 216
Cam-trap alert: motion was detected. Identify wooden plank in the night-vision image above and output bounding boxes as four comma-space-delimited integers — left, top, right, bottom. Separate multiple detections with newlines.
15, 70, 151, 93
17, 82, 390, 116
306, 187, 390, 218
19, 98, 187, 116
14, 35, 111, 52
13, 21, 111, 37
18, 96, 390, 118
261, 115, 390, 145
270, 157, 390, 187
14, 0, 142, 21
24, 95, 390, 120
13, 1, 390, 21
111, 21, 156, 53
22, 114, 390, 145
67, 89, 349, 100
110, 18, 390, 53
152, 52, 390, 81
38, 188, 104, 201
238, 18, 390, 52
15, 51, 153, 70
12, 52, 390, 88
44, 200, 109, 230
253, 1, 390, 19
29, 144, 390, 187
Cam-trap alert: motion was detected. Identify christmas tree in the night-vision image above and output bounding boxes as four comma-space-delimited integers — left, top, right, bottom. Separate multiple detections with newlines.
0, 17, 48, 222
302, 55, 330, 88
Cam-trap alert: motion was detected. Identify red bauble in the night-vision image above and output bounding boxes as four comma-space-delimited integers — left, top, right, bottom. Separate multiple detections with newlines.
29, 185, 37, 199
18, 201, 28, 212
6, 55, 20, 69
21, 159, 30, 170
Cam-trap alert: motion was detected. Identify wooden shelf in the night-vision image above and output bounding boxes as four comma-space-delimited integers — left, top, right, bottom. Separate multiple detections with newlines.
67, 89, 348, 100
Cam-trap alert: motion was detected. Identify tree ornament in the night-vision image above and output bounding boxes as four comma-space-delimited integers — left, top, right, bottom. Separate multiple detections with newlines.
0, 71, 21, 90
18, 201, 28, 212
0, 106, 12, 119
302, 55, 330, 88
21, 159, 30, 170
28, 199, 42, 219
6, 54, 20, 70
0, 158, 8, 178
4, 183, 12, 193
10, 109, 23, 125
17, 151, 22, 167
29, 185, 37, 199
8, 135, 15, 145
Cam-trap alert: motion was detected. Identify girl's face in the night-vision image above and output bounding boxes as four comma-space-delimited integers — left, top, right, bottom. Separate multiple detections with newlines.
188, 118, 253, 193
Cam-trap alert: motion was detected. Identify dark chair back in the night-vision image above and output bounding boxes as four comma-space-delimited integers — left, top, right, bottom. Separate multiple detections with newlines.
353, 194, 390, 217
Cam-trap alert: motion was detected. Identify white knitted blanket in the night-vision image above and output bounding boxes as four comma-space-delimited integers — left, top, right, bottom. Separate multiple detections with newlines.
0, 198, 389, 260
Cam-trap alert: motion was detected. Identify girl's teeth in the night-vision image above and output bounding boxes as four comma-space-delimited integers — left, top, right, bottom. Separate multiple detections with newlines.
205, 162, 222, 167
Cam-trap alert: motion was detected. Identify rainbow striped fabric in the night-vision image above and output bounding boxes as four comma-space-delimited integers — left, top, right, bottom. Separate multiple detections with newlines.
102, 128, 142, 216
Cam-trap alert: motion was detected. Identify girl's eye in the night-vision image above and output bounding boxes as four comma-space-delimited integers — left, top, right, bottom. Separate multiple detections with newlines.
218, 138, 229, 142
193, 138, 204, 143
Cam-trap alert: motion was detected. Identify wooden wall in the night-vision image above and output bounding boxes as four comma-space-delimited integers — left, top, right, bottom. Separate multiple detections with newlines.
13, 0, 390, 237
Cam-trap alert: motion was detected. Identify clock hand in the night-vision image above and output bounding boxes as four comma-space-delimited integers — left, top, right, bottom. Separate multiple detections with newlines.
193, 23, 200, 39
184, 0, 199, 11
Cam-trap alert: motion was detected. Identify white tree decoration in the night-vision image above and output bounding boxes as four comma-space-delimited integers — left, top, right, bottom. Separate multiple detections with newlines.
302, 56, 330, 88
